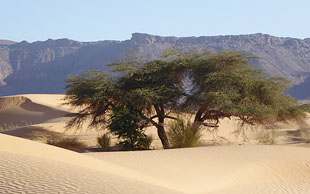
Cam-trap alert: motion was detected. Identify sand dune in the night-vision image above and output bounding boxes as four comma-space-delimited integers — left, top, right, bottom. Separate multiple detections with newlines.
1, 133, 310, 194
21, 94, 73, 111
1, 125, 64, 140
0, 94, 104, 147
87, 145, 310, 194
0, 134, 183, 194
1, 94, 310, 193
0, 95, 68, 130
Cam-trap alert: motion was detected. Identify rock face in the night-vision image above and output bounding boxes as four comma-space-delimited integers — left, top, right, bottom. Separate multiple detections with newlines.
0, 33, 310, 99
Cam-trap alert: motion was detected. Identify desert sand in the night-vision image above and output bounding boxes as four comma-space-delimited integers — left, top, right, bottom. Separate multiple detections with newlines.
1, 94, 310, 194
0, 134, 182, 194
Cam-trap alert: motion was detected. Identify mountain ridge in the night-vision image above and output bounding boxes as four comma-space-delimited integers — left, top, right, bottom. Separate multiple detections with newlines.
1, 33, 310, 99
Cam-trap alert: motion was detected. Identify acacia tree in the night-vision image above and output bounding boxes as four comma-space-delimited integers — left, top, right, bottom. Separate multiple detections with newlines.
65, 60, 184, 149
65, 51, 307, 149
172, 51, 306, 128
115, 60, 186, 148
65, 72, 122, 129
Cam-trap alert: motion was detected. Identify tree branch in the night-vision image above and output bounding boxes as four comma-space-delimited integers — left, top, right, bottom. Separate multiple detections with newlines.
164, 115, 178, 120
140, 113, 160, 128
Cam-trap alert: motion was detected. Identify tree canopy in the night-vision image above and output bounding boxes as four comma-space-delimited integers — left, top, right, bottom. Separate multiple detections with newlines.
65, 50, 307, 149
175, 51, 306, 128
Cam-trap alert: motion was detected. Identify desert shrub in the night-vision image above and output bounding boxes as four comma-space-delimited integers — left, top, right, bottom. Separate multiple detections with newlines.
258, 130, 277, 145
167, 118, 202, 148
109, 106, 152, 150
46, 137, 86, 152
139, 135, 153, 150
97, 133, 111, 150
0, 120, 32, 131
298, 127, 310, 143
118, 134, 153, 150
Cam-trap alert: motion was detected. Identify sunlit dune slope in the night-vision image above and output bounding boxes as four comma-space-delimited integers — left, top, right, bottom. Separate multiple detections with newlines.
21, 94, 72, 111
2, 132, 310, 194
87, 145, 310, 194
0, 134, 183, 194
0, 95, 68, 129
0, 94, 102, 146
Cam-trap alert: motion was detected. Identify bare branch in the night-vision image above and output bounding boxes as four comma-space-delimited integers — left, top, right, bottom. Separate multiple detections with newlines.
164, 115, 178, 120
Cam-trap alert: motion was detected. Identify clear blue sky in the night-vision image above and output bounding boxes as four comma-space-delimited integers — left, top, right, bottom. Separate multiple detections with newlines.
1, 0, 310, 42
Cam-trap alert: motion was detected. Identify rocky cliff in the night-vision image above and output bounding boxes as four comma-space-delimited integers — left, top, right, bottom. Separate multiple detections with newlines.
1, 33, 310, 99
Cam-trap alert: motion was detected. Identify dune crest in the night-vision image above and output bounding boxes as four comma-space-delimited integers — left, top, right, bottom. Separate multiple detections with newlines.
0, 95, 68, 130
0, 96, 29, 111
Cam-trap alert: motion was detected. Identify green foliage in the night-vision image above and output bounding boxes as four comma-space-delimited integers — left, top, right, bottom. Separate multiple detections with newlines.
117, 59, 185, 110
167, 118, 202, 148
65, 71, 123, 129
109, 106, 151, 150
65, 50, 307, 149
97, 133, 111, 150
46, 137, 86, 152
141, 135, 154, 150
170, 50, 306, 127
64, 61, 182, 149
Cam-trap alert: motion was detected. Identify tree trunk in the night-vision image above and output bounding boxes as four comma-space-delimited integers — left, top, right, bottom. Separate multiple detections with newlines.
154, 104, 170, 149
194, 107, 204, 127
156, 124, 170, 149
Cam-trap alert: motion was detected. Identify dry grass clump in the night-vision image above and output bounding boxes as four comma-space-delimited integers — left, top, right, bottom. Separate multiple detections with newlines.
258, 130, 278, 145
167, 118, 202, 148
0, 121, 32, 131
298, 127, 310, 143
280, 127, 310, 143
46, 137, 86, 152
142, 135, 154, 150
97, 133, 112, 151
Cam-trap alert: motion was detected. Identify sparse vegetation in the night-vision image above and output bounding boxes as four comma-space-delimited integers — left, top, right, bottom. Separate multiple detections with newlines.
65, 50, 307, 149
258, 130, 277, 145
109, 106, 152, 150
295, 127, 310, 143
97, 133, 111, 150
0, 120, 33, 131
167, 118, 202, 148
140, 135, 154, 150
46, 137, 86, 152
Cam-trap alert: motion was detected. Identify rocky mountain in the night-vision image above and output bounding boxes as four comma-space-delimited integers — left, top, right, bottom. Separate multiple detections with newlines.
0, 33, 310, 99
0, 40, 16, 46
